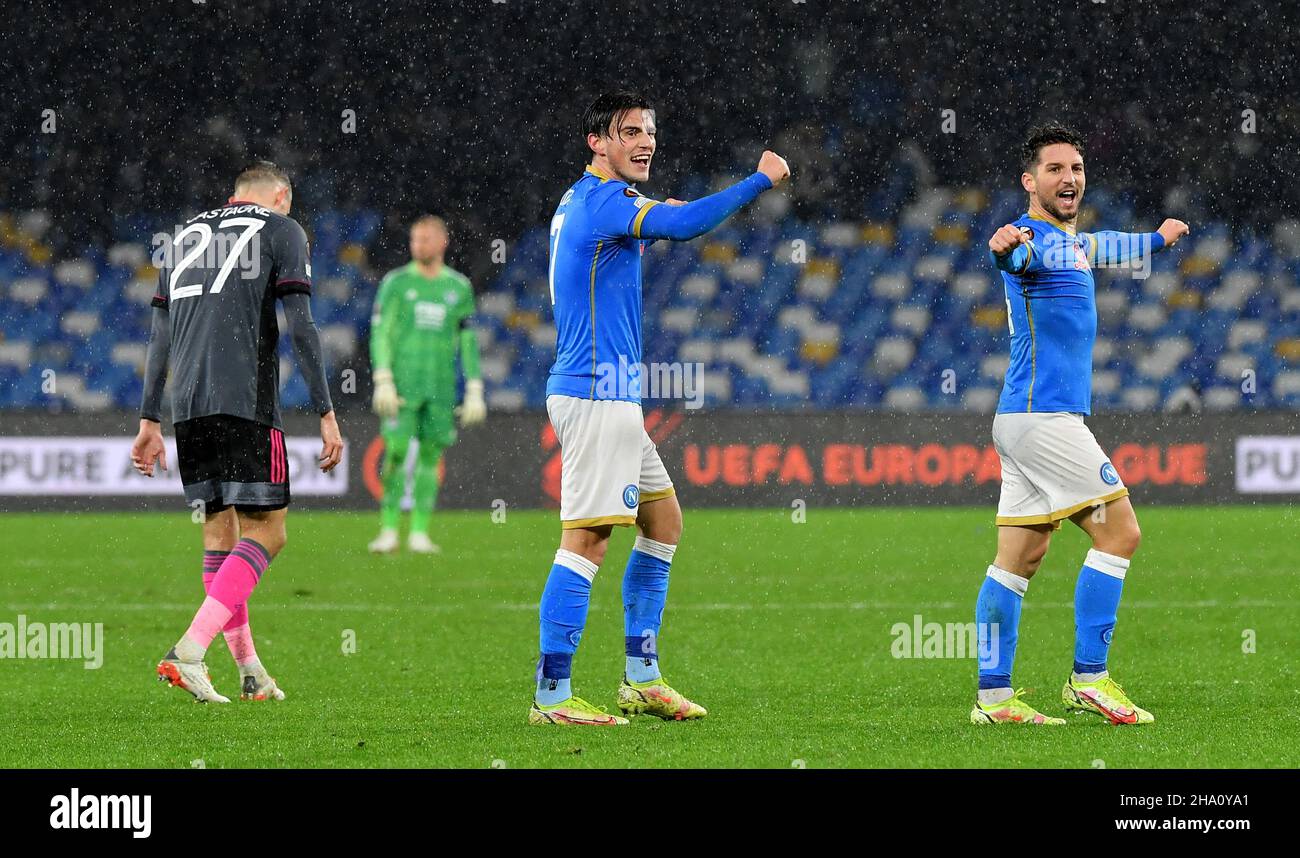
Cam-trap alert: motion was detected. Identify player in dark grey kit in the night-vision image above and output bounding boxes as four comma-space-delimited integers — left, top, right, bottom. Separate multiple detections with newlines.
131, 161, 343, 703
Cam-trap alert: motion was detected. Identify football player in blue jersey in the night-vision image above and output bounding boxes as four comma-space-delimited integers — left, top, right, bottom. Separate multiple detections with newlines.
529, 91, 789, 725
971, 122, 1188, 726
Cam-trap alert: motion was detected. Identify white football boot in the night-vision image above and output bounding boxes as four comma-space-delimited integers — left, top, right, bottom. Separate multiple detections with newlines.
368, 528, 400, 554
239, 659, 286, 701
407, 532, 441, 554
157, 649, 230, 703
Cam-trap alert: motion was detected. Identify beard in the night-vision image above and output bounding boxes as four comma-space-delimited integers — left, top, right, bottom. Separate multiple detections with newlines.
1042, 193, 1080, 223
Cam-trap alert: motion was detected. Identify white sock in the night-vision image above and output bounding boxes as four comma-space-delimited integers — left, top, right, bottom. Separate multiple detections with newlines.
174, 635, 205, 663
554, 548, 599, 582
1084, 548, 1129, 579
978, 687, 1015, 706
978, 566, 1027, 707
986, 564, 1030, 596
1072, 670, 1108, 683
632, 535, 677, 562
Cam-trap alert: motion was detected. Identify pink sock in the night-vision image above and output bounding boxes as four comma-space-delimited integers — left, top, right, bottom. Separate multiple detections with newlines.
185, 596, 234, 650
187, 540, 272, 649
224, 624, 258, 666
202, 550, 226, 579
203, 551, 249, 630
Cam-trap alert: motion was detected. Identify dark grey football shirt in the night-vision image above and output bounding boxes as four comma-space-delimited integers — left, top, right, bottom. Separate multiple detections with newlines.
151, 201, 312, 429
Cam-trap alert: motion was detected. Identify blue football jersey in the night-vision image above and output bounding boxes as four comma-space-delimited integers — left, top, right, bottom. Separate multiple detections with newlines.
991, 212, 1164, 414
546, 166, 661, 402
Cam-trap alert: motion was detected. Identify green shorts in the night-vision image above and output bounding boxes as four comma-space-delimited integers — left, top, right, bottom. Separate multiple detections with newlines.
381, 399, 457, 449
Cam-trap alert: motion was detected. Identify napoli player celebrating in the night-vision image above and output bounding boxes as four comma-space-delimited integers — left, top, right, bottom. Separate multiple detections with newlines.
132, 162, 343, 703
971, 124, 1188, 726
529, 92, 789, 725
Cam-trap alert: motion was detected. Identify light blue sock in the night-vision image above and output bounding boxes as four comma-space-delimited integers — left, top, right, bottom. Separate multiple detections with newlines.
976, 565, 1028, 697
1074, 549, 1129, 675
536, 550, 597, 706
623, 536, 675, 684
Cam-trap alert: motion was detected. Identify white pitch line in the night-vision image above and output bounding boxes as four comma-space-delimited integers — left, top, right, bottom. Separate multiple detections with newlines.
2, 598, 1294, 613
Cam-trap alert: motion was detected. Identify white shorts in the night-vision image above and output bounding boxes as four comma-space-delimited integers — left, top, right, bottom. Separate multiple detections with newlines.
546, 394, 675, 529
992, 412, 1128, 529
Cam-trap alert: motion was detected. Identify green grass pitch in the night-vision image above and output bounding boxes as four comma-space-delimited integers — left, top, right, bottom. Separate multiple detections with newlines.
1, 506, 1296, 768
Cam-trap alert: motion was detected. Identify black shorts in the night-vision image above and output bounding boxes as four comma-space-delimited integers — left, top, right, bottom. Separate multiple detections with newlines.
174, 415, 290, 513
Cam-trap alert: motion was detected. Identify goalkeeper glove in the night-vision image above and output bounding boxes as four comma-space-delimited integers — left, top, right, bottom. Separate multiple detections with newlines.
458, 378, 487, 427
371, 368, 403, 419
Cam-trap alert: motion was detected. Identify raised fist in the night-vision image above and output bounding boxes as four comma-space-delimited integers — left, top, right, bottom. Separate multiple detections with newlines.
757, 150, 790, 187
1157, 218, 1190, 248
989, 224, 1029, 256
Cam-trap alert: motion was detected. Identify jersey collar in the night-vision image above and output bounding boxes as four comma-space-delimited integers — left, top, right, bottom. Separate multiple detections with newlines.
1026, 209, 1076, 235
585, 165, 615, 183
407, 260, 444, 281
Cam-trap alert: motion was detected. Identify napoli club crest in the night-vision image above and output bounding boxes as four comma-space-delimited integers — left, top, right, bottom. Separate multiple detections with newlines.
622, 484, 640, 509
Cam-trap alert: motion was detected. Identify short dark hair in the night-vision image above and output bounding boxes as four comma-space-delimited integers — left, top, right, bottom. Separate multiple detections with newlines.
1021, 122, 1084, 173
581, 91, 653, 141
234, 160, 291, 194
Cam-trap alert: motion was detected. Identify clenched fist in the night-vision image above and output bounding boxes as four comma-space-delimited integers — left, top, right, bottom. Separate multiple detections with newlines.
757, 150, 790, 187
1157, 218, 1190, 248
989, 224, 1029, 257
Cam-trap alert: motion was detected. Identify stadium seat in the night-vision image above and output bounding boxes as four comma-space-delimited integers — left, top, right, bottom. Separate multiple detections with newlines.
2, 196, 1295, 415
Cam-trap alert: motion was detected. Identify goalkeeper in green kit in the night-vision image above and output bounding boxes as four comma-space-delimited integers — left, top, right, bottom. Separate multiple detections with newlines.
368, 215, 486, 554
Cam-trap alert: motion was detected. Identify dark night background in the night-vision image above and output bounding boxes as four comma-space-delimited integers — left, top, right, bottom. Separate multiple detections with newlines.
3, 0, 1296, 283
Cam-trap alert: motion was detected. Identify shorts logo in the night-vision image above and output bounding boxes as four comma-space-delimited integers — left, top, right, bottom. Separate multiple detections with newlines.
1099, 462, 1120, 486
622, 484, 639, 509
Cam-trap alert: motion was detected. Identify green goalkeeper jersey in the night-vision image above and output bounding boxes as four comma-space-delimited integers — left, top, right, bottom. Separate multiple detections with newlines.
370, 262, 480, 404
